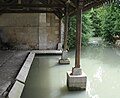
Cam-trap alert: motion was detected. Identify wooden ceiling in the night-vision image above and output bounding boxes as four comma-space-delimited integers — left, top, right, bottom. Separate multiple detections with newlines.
0, 0, 119, 18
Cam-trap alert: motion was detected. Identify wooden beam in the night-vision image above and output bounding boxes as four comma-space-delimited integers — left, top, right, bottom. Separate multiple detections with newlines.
0, 4, 65, 8
53, 0, 66, 6
0, 0, 18, 4
69, 1, 76, 8
0, 9, 60, 13
56, 0, 76, 8
69, 0, 110, 16
59, 18, 62, 43
0, 3, 65, 17
37, 0, 65, 19
83, 0, 107, 11
21, 0, 34, 4
63, 3, 69, 51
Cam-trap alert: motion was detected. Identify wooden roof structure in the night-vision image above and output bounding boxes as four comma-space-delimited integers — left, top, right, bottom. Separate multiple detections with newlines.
0, 0, 119, 18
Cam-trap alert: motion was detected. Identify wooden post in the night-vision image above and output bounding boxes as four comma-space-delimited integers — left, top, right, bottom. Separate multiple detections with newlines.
67, 1, 87, 90
75, 0, 83, 68
59, 1, 70, 64
59, 18, 62, 43
63, 3, 69, 51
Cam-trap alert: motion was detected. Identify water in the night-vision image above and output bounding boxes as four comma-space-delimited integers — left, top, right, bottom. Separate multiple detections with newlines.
21, 46, 120, 98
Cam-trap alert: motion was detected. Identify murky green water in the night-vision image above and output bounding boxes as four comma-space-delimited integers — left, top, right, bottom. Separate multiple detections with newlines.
21, 46, 120, 98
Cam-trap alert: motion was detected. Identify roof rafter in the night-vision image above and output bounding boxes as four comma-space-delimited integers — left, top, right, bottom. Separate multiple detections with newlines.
0, 9, 59, 13
0, 4, 65, 8
0, 0, 119, 18
69, 0, 118, 16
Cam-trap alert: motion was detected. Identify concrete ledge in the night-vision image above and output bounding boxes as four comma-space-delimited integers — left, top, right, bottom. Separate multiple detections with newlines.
67, 71, 87, 91
7, 52, 35, 98
33, 50, 62, 55
16, 52, 35, 83
8, 81, 24, 98
59, 58, 70, 64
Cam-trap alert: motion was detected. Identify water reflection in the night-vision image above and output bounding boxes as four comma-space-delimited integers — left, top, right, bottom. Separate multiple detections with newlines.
93, 67, 104, 82
21, 46, 120, 98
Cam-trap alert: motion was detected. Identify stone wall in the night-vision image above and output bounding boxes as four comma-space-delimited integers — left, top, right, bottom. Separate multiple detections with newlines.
39, 13, 59, 50
0, 13, 60, 50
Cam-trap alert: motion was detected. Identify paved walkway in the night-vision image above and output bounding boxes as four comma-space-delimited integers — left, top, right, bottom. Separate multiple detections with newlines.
0, 50, 28, 98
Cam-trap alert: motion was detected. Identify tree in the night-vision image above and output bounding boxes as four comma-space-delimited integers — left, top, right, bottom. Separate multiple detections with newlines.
68, 13, 92, 49
102, 3, 120, 44
89, 8, 102, 37
82, 13, 93, 46
67, 1, 120, 49
68, 16, 76, 49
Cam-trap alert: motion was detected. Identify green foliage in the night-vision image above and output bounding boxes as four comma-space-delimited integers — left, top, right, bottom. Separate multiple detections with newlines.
68, 16, 76, 49
102, 3, 120, 44
68, 14, 93, 49
82, 13, 93, 46
89, 8, 102, 37
67, 1, 120, 49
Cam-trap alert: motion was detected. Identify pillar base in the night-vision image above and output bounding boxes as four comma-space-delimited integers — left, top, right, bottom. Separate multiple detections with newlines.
59, 58, 70, 64
59, 50, 70, 64
72, 67, 82, 75
67, 70, 87, 91
57, 43, 63, 50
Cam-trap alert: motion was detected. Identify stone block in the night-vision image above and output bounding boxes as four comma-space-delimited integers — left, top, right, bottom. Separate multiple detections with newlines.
39, 13, 46, 23
55, 31, 59, 34
0, 13, 59, 50
57, 43, 63, 50
47, 23, 50, 27
0, 27, 39, 49
61, 50, 68, 60
59, 50, 70, 64
8, 81, 24, 98
72, 68, 82, 75
0, 13, 39, 27
67, 70, 87, 91
59, 58, 70, 64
